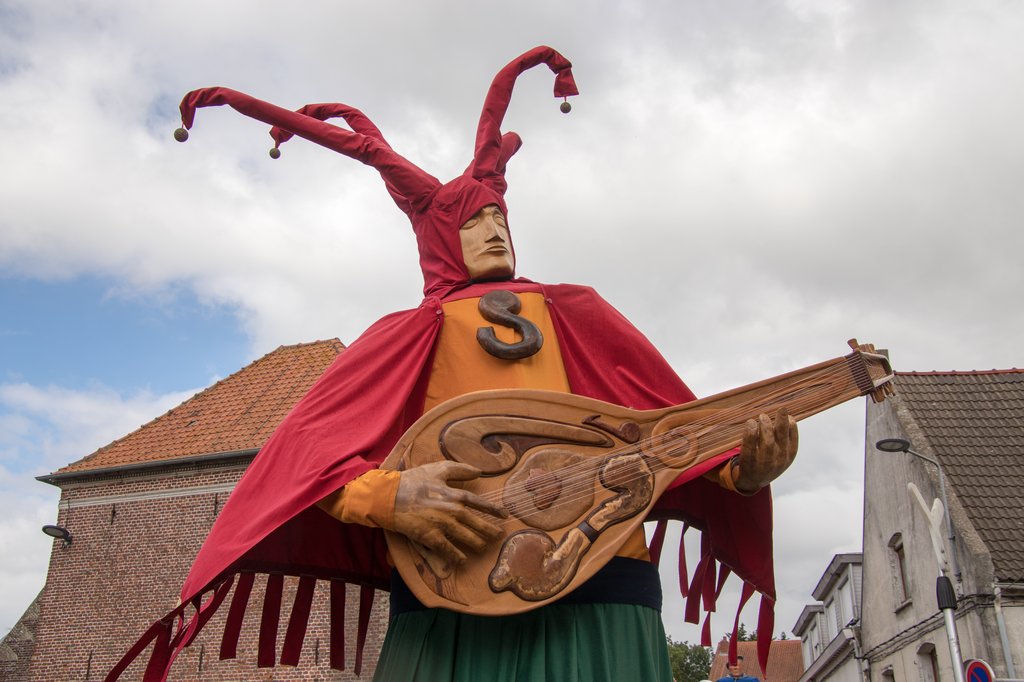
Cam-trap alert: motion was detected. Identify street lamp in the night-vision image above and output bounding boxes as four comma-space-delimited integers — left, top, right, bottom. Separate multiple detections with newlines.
875, 438, 960, 584
41, 524, 73, 547
875, 438, 964, 682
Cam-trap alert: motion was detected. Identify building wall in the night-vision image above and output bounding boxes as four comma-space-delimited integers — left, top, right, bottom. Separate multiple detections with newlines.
28, 462, 388, 681
0, 595, 40, 681
999, 600, 1024, 673
851, 564, 863, 622
795, 557, 863, 682
869, 639, 946, 682
999, 602, 1024, 667
825, 654, 862, 682
862, 396, 1018, 678
863, 398, 953, 681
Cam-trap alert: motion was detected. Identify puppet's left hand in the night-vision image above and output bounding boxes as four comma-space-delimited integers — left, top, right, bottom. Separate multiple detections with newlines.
732, 409, 798, 494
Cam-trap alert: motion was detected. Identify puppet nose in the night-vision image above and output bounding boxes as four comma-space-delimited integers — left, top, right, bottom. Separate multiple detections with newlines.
483, 220, 505, 241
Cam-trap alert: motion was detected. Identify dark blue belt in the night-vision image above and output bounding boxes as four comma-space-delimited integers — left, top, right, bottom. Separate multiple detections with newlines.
389, 556, 663, 619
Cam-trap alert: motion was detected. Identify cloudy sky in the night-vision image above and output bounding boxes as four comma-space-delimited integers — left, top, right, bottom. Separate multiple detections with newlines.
2, 0, 1023, 647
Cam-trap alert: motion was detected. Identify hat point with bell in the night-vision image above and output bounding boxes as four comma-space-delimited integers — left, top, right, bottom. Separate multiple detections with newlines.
174, 46, 578, 297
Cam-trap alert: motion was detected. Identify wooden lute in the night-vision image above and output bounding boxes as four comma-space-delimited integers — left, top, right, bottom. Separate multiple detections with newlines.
381, 339, 893, 616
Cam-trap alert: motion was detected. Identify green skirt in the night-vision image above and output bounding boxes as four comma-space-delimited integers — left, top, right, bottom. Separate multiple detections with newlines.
373, 603, 672, 682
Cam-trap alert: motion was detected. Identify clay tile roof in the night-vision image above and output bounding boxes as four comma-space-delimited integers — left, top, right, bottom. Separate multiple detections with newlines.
709, 640, 804, 682
894, 369, 1024, 581
51, 339, 345, 476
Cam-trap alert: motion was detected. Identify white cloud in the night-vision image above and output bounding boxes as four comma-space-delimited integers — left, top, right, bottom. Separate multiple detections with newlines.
2, 0, 1023, 647
0, 383, 194, 472
4, 0, 1023, 366
0, 481, 58, 635
0, 382, 194, 633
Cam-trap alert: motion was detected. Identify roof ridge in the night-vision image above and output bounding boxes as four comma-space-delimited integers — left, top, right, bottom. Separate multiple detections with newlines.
897, 368, 1024, 376
275, 338, 346, 352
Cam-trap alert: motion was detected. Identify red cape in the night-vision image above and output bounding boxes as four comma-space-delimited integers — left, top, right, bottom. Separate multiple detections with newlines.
108, 280, 775, 680
130, 48, 779, 679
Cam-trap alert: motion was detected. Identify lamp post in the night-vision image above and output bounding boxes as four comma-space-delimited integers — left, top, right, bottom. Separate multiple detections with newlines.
875, 438, 960, 584
875, 438, 964, 682
41, 524, 73, 548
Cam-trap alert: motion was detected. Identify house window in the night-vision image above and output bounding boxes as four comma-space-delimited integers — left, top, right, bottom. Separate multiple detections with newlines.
889, 533, 911, 605
895, 543, 909, 598
917, 643, 939, 682
802, 638, 813, 668
839, 577, 856, 624
808, 621, 822, 657
824, 598, 837, 642
834, 587, 846, 629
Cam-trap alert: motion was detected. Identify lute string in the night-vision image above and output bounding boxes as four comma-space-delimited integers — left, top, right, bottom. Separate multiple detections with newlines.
460, 358, 863, 524
475, 360, 855, 516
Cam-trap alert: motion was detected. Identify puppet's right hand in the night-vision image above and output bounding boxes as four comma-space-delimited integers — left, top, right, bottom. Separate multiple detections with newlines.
391, 461, 507, 567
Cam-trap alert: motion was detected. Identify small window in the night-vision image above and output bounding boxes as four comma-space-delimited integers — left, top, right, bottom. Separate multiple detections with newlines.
809, 622, 822, 656
801, 638, 813, 668
833, 587, 846, 629
917, 643, 939, 682
889, 533, 911, 606
839, 577, 856, 624
824, 598, 837, 641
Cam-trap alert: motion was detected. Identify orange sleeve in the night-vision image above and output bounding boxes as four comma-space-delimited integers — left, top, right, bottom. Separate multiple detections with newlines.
705, 458, 741, 494
315, 469, 401, 528
704, 457, 759, 495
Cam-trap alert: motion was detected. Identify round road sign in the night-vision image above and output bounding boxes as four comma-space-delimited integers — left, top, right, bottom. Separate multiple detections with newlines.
965, 659, 995, 682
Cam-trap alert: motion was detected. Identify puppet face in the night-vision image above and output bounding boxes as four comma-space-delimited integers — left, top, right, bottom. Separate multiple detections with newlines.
459, 204, 515, 280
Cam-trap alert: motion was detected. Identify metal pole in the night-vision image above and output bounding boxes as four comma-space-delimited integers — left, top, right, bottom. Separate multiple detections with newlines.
932, 463, 962, 586
877, 439, 967, 681
938, 575, 966, 682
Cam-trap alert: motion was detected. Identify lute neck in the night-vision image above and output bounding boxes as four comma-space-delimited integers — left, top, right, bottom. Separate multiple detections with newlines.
642, 340, 894, 471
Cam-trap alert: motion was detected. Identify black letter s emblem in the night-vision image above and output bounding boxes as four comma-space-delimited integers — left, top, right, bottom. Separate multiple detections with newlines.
476, 290, 544, 360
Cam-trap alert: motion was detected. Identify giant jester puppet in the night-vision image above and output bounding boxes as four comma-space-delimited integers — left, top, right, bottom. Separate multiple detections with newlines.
108, 47, 798, 681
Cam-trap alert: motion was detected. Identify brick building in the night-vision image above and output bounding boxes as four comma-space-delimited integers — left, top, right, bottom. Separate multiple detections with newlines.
708, 639, 804, 682
6, 340, 392, 681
